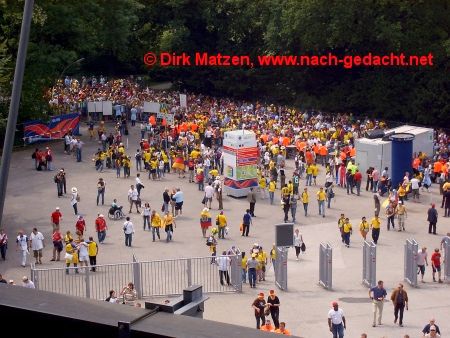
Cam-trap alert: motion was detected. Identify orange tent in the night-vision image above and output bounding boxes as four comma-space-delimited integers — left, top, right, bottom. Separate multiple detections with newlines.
319, 145, 328, 156
340, 151, 346, 161
412, 158, 420, 170
282, 137, 290, 146
350, 147, 356, 157
272, 136, 279, 144
261, 134, 269, 143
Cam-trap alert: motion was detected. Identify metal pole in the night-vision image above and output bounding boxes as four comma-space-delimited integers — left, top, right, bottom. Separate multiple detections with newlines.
0, 0, 34, 225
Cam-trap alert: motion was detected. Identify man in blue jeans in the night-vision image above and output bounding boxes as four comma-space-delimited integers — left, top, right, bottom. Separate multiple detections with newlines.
246, 253, 258, 288
328, 301, 346, 338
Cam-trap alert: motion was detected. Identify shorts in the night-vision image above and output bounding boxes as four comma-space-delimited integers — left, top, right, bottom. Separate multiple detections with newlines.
175, 202, 183, 210
432, 266, 441, 273
412, 189, 419, 198
417, 264, 425, 275
33, 249, 43, 258
79, 255, 89, 262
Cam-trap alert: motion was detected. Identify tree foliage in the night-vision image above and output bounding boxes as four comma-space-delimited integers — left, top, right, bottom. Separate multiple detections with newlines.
0, 0, 448, 127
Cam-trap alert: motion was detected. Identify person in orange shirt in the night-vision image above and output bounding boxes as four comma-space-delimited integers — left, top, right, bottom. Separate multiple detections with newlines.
260, 319, 275, 332
274, 322, 291, 335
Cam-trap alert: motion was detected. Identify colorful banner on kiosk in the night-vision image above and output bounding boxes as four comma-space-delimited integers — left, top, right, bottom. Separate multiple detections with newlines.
24, 113, 80, 144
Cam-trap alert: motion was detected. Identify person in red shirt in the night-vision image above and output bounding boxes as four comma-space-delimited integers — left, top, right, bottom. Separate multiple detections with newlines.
431, 248, 442, 283
354, 169, 363, 196
51, 207, 62, 231
95, 214, 107, 244
51, 229, 63, 261
75, 215, 86, 235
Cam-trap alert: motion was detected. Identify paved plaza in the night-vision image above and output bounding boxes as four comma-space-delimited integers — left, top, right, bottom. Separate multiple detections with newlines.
1, 123, 449, 337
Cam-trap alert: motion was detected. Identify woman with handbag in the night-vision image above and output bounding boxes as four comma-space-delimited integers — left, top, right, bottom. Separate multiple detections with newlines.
293, 228, 304, 261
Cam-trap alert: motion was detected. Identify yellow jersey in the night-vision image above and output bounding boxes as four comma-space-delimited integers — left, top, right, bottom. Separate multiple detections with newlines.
301, 192, 309, 203
371, 217, 381, 229
317, 191, 326, 201
343, 222, 352, 233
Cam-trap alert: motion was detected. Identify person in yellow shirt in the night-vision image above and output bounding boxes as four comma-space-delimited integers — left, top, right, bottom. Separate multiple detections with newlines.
65, 238, 79, 274
342, 218, 352, 248
162, 211, 176, 242
257, 248, 268, 281
151, 210, 162, 241
359, 216, 369, 240
259, 175, 267, 199
306, 164, 313, 186
150, 157, 158, 180
268, 179, 276, 204
301, 187, 309, 216
337, 213, 346, 243
317, 187, 326, 218
311, 163, 319, 185
122, 156, 131, 178
274, 322, 291, 335
370, 215, 381, 244
87, 236, 98, 272
398, 184, 406, 204
287, 181, 293, 195
209, 167, 219, 180
216, 211, 227, 239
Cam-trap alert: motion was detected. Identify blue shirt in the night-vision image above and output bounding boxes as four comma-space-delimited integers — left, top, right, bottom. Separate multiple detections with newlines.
243, 213, 252, 225
370, 286, 387, 300
173, 191, 184, 203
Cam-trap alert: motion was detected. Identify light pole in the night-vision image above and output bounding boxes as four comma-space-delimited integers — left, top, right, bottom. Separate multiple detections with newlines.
58, 57, 84, 79
0, 0, 34, 225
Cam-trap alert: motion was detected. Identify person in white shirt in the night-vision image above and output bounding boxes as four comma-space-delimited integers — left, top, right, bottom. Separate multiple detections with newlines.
123, 217, 135, 247
30, 228, 44, 265
328, 301, 346, 338
417, 247, 428, 283
135, 174, 144, 197
293, 229, 304, 260
410, 176, 420, 201
204, 183, 215, 209
216, 251, 230, 286
128, 185, 140, 213
77, 240, 89, 268
22, 276, 35, 289
16, 231, 29, 267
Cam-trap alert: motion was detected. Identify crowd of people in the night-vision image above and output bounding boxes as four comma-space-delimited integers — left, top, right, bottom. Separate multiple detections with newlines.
1, 76, 449, 337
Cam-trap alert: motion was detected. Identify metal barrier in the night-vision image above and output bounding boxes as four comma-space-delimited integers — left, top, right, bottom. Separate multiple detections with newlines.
31, 254, 241, 300
319, 243, 332, 289
404, 239, 418, 287
274, 247, 288, 291
444, 238, 450, 282
362, 240, 377, 288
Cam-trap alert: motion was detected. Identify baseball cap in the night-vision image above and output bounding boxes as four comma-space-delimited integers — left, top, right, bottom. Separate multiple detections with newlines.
56, 207, 60, 210
332, 301, 338, 306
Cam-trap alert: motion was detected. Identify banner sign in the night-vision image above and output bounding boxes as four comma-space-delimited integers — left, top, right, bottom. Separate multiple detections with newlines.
179, 94, 187, 108
24, 113, 80, 144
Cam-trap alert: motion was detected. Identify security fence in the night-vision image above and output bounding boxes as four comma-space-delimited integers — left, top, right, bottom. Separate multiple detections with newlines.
319, 242, 332, 289
444, 238, 450, 282
404, 239, 418, 287
362, 240, 377, 288
31, 254, 241, 300
274, 247, 288, 291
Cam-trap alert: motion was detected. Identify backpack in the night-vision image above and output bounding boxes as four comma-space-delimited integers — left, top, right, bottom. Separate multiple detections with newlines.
54, 175, 58, 183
